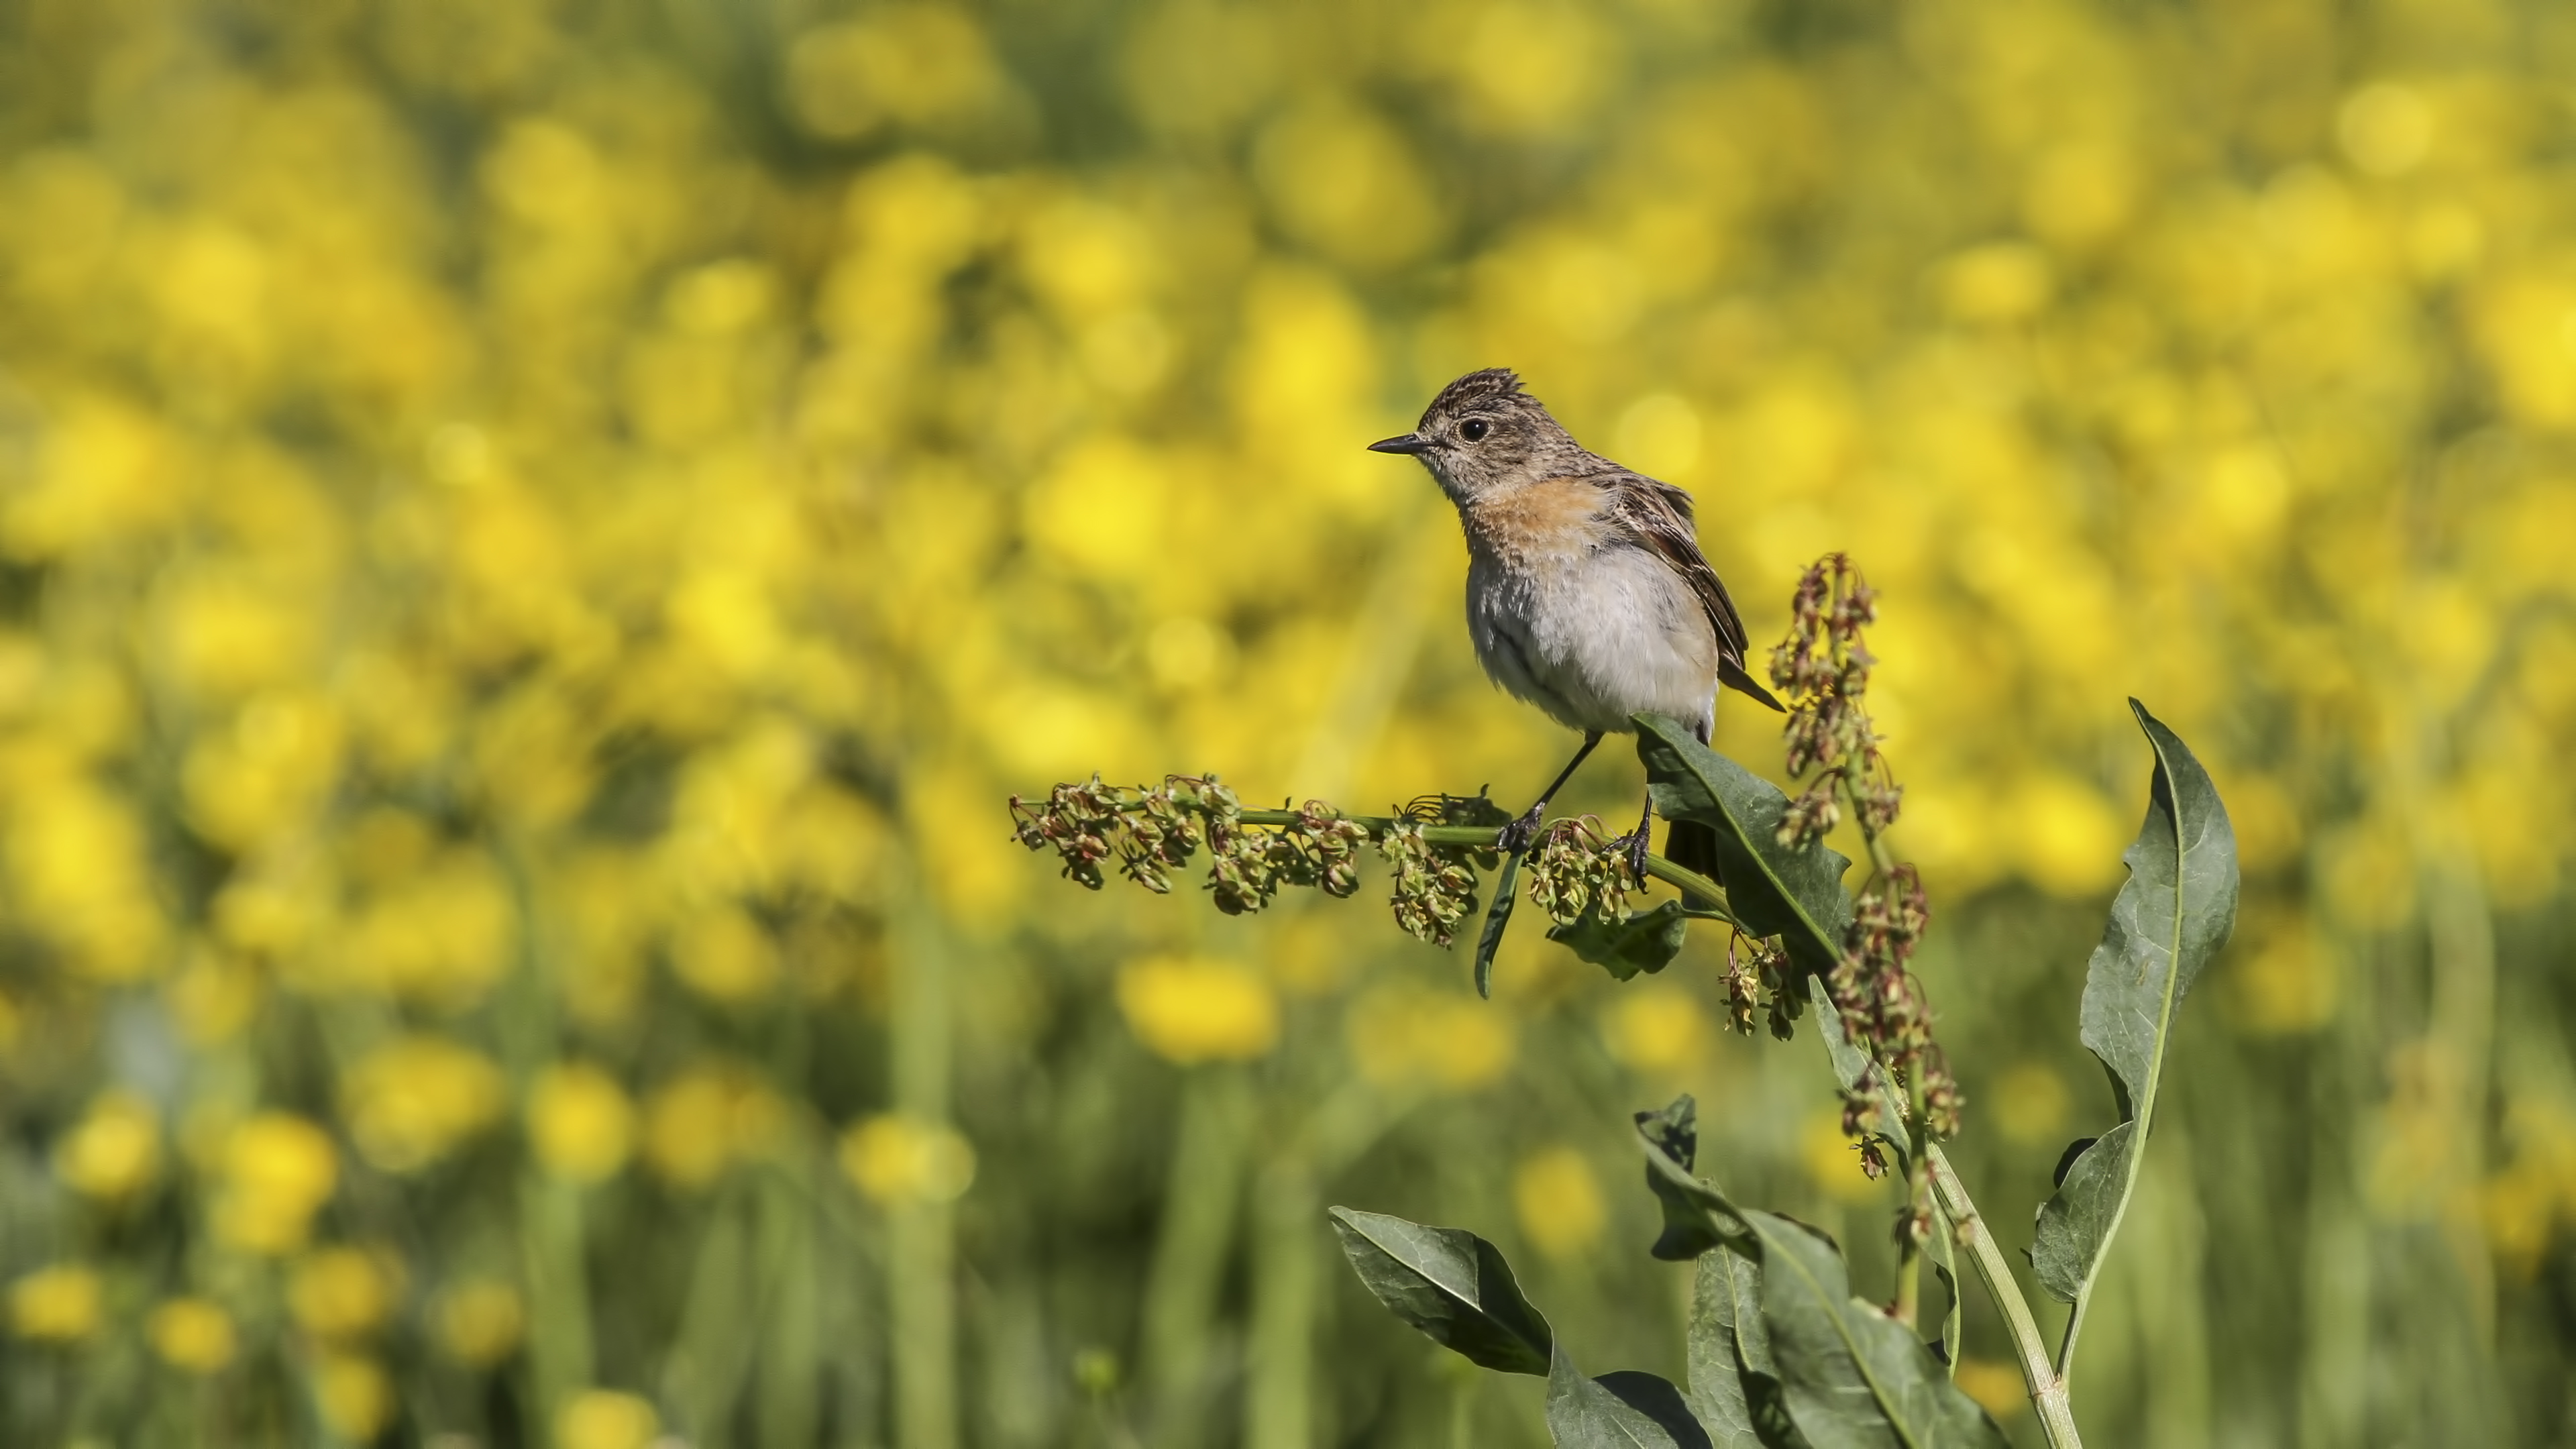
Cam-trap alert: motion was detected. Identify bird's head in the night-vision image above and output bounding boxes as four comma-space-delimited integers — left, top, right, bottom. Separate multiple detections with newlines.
1367, 368, 1588, 505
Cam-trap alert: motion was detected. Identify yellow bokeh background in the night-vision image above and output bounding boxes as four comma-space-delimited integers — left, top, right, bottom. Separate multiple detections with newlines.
0, 1, 2572, 1444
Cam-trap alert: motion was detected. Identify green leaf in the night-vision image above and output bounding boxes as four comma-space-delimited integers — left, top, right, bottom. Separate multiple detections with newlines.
1635, 1110, 1975, 1448
1689, 1245, 1811, 1449
2030, 700, 2239, 1336
1634, 714, 1852, 978
1472, 851, 1523, 999
1635, 1096, 1733, 1262
1327, 1206, 1553, 1375
1549, 900, 1691, 980
1547, 1345, 1715, 1448
1744, 1210, 2012, 1449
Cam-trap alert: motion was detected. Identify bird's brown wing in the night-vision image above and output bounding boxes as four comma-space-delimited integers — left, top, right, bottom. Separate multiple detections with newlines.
1605, 474, 1786, 712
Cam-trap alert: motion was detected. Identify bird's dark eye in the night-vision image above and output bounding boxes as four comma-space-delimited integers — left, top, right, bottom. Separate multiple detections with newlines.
1459, 418, 1490, 442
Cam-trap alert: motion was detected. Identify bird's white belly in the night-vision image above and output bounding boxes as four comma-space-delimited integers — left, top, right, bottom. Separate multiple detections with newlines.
1467, 545, 1717, 738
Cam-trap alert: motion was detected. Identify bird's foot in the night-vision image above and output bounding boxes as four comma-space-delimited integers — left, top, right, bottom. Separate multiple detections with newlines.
1495, 804, 1547, 856
1613, 826, 1653, 882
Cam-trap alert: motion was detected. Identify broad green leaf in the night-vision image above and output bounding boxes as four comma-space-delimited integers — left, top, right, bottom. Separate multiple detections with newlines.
1547, 1345, 1715, 1448
1635, 1096, 1734, 1262
1634, 714, 1852, 978
1744, 1210, 2012, 1449
1472, 851, 1522, 999
2030, 701, 2238, 1322
1636, 1108, 1970, 1448
1328, 1206, 1553, 1375
1549, 900, 1691, 980
1689, 1246, 1811, 1449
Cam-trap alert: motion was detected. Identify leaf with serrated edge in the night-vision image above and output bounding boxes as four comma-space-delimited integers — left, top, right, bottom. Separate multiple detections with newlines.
1550, 900, 1690, 980
1745, 1210, 2011, 1449
2030, 702, 2238, 1318
1328, 1207, 1552, 1375
1635, 714, 1852, 979
1547, 1344, 1713, 1448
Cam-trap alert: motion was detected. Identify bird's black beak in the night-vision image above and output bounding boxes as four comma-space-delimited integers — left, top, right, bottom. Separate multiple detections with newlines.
1367, 433, 1430, 455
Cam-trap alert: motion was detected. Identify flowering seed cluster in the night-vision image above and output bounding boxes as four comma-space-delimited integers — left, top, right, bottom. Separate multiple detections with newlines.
1208, 800, 1373, 915
1768, 554, 1966, 1158
1010, 775, 1228, 894
1523, 819, 1635, 929
1769, 555, 1903, 851
1829, 867, 1932, 1072
1829, 865, 1960, 1171
1381, 822, 1483, 947
1008, 777, 1491, 943
1721, 934, 1802, 1040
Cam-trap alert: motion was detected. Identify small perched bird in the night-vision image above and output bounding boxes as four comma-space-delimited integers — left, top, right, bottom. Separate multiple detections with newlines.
1369, 367, 1782, 878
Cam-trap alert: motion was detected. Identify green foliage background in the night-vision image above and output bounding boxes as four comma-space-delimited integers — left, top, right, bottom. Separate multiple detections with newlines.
0, 0, 2572, 1444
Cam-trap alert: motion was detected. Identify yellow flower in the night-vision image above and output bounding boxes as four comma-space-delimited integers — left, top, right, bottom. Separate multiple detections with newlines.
338, 850, 514, 1008
528, 1063, 637, 1184
1988, 1063, 2073, 1149
147, 1297, 237, 1373
8, 1265, 101, 1342
314, 1352, 391, 1440
435, 1279, 525, 1367
668, 906, 780, 1004
215, 1113, 337, 1254
559, 1389, 661, 1449
1513, 1147, 1607, 1262
839, 1114, 975, 1205
1599, 984, 1709, 1077
4, 774, 164, 981
1115, 956, 1279, 1065
1346, 985, 1516, 1091
289, 1246, 401, 1341
2008, 772, 2127, 898
165, 949, 259, 1044
341, 1034, 506, 1173
643, 1063, 785, 1191
54, 1089, 160, 1200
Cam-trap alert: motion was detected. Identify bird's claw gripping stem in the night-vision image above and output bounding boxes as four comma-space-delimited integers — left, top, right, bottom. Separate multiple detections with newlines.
1614, 827, 1653, 882
1495, 804, 1547, 856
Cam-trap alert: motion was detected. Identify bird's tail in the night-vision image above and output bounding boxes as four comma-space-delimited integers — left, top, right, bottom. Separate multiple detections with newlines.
1664, 816, 1725, 906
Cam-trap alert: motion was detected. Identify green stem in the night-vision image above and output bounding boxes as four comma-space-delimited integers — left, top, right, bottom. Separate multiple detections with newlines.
1927, 1146, 2080, 1449
1834, 771, 1917, 1323
1892, 1098, 1931, 1328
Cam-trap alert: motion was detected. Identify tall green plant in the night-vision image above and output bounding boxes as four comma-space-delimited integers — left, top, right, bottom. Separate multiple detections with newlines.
1010, 558, 2239, 1448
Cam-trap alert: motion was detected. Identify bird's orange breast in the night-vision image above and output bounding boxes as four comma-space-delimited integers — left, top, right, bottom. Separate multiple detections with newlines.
1463, 476, 1609, 564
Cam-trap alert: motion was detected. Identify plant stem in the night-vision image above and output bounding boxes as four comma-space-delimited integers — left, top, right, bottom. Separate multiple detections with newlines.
1833, 769, 1921, 1325
1892, 1100, 1931, 1329
1927, 1146, 2080, 1449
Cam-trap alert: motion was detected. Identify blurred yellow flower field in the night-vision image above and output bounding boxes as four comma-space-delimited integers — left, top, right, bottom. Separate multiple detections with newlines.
0, 0, 2571, 1444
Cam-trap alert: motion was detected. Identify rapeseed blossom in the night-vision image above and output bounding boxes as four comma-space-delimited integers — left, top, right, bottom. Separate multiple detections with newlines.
0, 1, 2570, 1440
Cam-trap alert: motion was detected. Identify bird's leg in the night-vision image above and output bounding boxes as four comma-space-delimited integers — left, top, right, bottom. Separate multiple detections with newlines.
1498, 731, 1603, 855
1613, 788, 1655, 881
